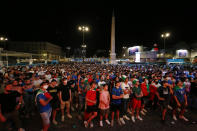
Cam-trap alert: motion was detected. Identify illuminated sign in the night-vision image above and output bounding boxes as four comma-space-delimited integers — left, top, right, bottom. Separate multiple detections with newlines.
135, 52, 141, 62
177, 49, 188, 57
128, 46, 141, 56
167, 59, 184, 63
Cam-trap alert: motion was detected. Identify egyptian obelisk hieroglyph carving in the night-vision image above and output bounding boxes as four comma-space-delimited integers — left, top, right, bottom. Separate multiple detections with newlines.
109, 10, 116, 64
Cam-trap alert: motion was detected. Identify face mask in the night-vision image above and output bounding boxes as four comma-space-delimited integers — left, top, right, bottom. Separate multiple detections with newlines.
43, 85, 48, 89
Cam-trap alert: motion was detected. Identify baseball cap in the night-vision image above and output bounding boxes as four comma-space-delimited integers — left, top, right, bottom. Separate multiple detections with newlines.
121, 75, 127, 81
132, 79, 139, 85
51, 79, 57, 82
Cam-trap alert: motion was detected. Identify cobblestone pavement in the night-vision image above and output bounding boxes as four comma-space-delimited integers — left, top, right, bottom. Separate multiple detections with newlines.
18, 108, 197, 131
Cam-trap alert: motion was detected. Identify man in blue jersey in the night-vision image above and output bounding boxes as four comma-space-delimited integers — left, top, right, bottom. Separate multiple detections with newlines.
172, 80, 188, 122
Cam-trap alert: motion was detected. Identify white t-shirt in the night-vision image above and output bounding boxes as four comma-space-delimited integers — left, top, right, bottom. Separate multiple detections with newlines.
60, 69, 65, 73
33, 79, 43, 87
98, 81, 106, 87
128, 81, 133, 88
45, 74, 52, 80
121, 82, 130, 99
38, 71, 45, 76
155, 83, 161, 88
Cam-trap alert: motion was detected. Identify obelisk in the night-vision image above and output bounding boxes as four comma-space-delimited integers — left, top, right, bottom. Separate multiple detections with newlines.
110, 10, 116, 64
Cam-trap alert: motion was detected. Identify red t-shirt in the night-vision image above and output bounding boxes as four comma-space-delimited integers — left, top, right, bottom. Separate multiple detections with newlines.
86, 90, 97, 106
149, 84, 157, 101
88, 78, 93, 83
141, 82, 149, 96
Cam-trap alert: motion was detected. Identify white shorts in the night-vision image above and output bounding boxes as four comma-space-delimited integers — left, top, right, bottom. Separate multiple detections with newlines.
40, 108, 52, 125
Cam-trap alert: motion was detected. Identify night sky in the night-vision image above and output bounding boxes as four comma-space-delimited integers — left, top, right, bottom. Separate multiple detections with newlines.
0, 1, 197, 57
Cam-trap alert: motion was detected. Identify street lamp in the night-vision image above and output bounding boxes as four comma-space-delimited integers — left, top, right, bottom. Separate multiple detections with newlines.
66, 46, 71, 58
78, 26, 89, 46
0, 37, 8, 42
122, 46, 127, 58
161, 32, 170, 57
81, 44, 87, 48
78, 26, 89, 58
0, 36, 8, 49
0, 36, 8, 67
0, 37, 4, 41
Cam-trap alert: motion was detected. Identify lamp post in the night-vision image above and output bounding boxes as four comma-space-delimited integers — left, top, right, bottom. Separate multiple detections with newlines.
66, 46, 71, 58
0, 36, 8, 67
78, 26, 89, 59
122, 46, 127, 58
161, 32, 170, 58
43, 53, 47, 64
81, 44, 87, 61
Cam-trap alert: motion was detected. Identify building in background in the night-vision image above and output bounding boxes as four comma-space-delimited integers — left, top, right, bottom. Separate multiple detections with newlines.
121, 42, 197, 63
5, 41, 62, 59
0, 41, 63, 65
122, 45, 157, 62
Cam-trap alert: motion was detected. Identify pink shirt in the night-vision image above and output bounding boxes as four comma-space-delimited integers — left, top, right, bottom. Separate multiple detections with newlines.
99, 91, 110, 110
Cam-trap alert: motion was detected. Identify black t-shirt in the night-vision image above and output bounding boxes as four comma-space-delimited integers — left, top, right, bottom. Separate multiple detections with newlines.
158, 86, 170, 100
191, 82, 197, 96
0, 91, 21, 114
67, 80, 76, 92
60, 84, 70, 101
47, 86, 60, 102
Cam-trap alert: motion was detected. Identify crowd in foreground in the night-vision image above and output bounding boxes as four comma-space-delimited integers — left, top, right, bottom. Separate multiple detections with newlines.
0, 63, 197, 131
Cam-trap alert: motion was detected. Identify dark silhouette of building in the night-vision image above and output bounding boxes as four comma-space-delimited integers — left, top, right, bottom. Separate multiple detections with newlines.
2, 41, 62, 60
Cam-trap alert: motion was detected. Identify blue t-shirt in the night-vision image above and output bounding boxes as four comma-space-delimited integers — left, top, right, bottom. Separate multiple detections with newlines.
168, 80, 173, 85
37, 93, 51, 113
110, 75, 116, 80
95, 79, 100, 84
139, 77, 143, 83
72, 75, 77, 80
174, 86, 186, 103
111, 87, 123, 105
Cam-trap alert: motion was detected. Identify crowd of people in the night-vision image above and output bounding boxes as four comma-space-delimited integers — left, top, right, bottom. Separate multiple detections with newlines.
0, 63, 197, 131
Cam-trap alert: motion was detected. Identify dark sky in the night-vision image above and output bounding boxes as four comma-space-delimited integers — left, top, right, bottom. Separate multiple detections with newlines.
0, 1, 197, 57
